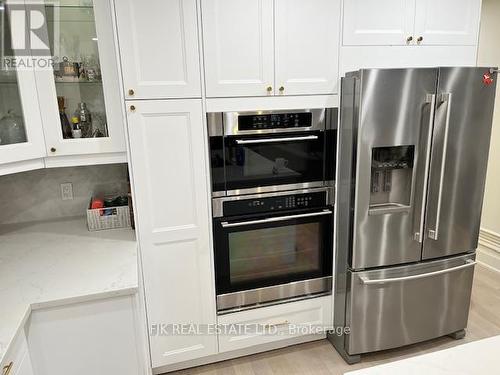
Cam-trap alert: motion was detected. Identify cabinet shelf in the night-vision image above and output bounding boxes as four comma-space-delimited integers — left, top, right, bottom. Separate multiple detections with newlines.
55, 80, 103, 85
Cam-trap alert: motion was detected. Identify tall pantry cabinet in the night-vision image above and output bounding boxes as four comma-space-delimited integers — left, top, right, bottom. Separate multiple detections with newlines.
114, 0, 217, 369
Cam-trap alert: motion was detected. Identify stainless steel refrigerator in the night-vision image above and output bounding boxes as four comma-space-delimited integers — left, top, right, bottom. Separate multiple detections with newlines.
329, 67, 497, 364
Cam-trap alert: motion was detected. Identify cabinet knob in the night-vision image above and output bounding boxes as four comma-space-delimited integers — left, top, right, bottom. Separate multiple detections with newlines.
50, 147, 56, 153
406, 36, 413, 44
128, 89, 135, 96
279, 86, 285, 93
3, 362, 13, 375
266, 86, 273, 93
130, 105, 136, 112
417, 36, 423, 44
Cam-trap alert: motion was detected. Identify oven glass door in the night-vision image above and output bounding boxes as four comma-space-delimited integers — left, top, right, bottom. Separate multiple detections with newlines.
214, 210, 333, 295
224, 132, 325, 192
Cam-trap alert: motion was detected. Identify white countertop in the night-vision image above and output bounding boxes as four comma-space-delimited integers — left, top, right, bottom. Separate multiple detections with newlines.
0, 217, 138, 363
345, 335, 500, 375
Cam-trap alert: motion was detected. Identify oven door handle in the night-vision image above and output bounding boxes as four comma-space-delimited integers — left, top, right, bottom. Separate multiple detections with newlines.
221, 210, 332, 228
235, 135, 319, 145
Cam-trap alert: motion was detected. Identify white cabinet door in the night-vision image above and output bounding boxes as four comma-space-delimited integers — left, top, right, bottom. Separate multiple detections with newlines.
34, 0, 126, 157
126, 99, 217, 367
27, 296, 142, 375
115, 0, 202, 99
14, 351, 34, 375
343, 0, 416, 46
202, 0, 274, 97
275, 0, 340, 95
414, 0, 481, 46
0, 0, 46, 167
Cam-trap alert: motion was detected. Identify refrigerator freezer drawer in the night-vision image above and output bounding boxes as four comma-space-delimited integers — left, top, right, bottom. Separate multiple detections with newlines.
346, 254, 475, 355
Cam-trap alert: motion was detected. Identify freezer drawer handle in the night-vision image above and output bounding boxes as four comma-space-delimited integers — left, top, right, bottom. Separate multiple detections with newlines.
415, 93, 437, 243
359, 259, 476, 285
235, 135, 319, 145
221, 210, 332, 228
428, 93, 453, 241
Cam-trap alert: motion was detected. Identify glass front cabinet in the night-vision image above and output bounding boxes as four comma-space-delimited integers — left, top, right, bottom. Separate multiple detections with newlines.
35, 0, 125, 158
0, 0, 46, 168
0, 0, 125, 172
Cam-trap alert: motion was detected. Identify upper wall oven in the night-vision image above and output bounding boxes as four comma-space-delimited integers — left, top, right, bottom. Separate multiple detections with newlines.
208, 109, 337, 197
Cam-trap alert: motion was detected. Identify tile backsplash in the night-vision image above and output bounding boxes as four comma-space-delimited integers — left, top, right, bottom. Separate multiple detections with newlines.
0, 164, 129, 225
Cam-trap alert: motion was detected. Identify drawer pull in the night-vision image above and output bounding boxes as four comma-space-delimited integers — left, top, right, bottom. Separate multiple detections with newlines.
3, 362, 13, 375
263, 320, 290, 329
359, 259, 476, 285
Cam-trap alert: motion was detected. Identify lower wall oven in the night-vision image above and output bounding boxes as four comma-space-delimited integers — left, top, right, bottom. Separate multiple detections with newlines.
213, 188, 334, 313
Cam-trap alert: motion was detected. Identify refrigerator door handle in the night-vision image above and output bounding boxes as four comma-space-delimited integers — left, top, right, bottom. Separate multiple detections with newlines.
428, 93, 453, 241
415, 93, 436, 243
359, 259, 476, 285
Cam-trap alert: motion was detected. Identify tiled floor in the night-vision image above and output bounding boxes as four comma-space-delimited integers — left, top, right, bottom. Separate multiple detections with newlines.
171, 264, 500, 375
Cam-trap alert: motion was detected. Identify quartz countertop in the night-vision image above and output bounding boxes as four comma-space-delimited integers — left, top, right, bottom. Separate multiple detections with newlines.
345, 335, 500, 375
0, 217, 138, 363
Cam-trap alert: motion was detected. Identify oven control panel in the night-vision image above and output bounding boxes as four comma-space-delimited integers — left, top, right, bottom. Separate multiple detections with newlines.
223, 191, 327, 217
238, 112, 313, 131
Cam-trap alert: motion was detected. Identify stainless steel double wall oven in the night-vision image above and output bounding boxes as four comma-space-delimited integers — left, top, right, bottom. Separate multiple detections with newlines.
208, 109, 337, 313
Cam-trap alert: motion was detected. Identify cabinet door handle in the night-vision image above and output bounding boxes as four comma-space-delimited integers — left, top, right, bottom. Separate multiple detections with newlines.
50, 147, 56, 153
417, 36, 423, 44
130, 105, 136, 112
128, 89, 135, 96
406, 36, 413, 44
279, 86, 285, 93
3, 362, 13, 375
266, 86, 273, 93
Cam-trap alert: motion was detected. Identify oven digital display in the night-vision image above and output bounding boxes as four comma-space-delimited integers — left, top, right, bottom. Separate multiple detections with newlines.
238, 112, 313, 130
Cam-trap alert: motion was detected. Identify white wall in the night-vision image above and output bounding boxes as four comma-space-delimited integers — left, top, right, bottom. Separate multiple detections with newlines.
477, 0, 500, 271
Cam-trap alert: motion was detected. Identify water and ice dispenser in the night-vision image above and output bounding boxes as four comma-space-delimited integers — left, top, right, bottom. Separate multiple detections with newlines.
369, 145, 414, 213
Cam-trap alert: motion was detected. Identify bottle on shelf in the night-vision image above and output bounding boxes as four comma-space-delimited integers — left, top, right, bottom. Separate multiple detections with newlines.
71, 116, 82, 138
58, 96, 73, 139
75, 102, 93, 138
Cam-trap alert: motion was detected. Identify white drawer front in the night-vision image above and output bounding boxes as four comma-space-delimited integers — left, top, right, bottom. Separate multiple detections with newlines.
218, 296, 332, 353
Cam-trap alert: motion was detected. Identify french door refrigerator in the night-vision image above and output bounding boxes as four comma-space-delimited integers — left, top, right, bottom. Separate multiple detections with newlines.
330, 67, 497, 363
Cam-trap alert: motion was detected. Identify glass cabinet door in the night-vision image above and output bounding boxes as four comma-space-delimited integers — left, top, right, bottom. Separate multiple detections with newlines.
0, 0, 46, 167
36, 0, 125, 158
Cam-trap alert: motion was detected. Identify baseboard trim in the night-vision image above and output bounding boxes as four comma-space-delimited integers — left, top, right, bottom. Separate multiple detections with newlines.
478, 228, 500, 273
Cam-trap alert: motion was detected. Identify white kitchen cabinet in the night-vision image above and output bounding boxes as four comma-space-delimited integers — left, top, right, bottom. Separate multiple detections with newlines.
218, 296, 332, 353
414, 0, 481, 46
343, 0, 481, 47
33, 0, 126, 158
26, 295, 143, 375
343, 0, 415, 46
1, 333, 34, 375
0, 0, 46, 170
202, 0, 275, 97
126, 99, 217, 368
114, 0, 202, 100
202, 0, 340, 97
275, 0, 340, 95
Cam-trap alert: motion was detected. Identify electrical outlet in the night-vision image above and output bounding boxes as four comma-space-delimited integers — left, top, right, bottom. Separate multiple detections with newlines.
61, 183, 73, 201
